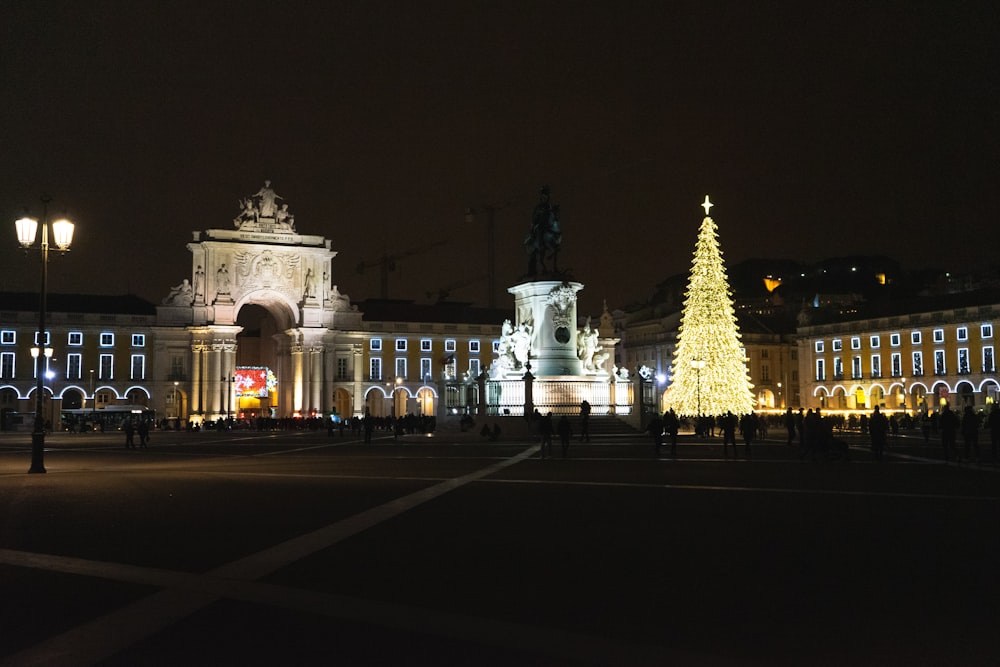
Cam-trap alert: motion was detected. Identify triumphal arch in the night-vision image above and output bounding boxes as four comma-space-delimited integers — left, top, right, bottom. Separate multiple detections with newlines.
154, 182, 362, 424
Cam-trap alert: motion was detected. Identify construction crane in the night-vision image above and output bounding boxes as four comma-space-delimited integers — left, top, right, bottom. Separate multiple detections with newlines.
356, 239, 448, 299
425, 274, 487, 304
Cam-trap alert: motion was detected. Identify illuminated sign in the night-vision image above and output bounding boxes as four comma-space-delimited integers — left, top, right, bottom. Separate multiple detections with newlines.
234, 366, 277, 397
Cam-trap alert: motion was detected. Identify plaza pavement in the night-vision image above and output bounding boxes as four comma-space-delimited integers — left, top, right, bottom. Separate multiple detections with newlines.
0, 426, 998, 666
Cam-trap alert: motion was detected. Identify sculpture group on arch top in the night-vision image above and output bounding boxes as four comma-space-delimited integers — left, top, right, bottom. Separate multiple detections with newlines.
159, 181, 354, 320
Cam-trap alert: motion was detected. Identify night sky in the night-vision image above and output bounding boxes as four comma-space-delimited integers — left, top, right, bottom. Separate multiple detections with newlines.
3, 1, 998, 316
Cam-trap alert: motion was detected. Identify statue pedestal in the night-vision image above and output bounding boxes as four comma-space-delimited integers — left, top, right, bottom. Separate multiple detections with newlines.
508, 279, 584, 377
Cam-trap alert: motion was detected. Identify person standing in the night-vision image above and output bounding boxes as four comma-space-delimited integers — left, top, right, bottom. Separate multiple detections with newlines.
961, 405, 981, 464
579, 399, 591, 442
539, 412, 554, 458
124, 418, 136, 449
721, 411, 738, 459
939, 405, 959, 462
987, 404, 1000, 464
784, 407, 796, 446
739, 412, 756, 460
363, 408, 374, 444
137, 418, 150, 449
869, 405, 889, 461
557, 416, 573, 457
664, 408, 680, 458
647, 412, 665, 457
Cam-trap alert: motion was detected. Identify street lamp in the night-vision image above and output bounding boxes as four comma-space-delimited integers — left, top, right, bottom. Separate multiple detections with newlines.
89, 369, 96, 428
691, 359, 706, 416
16, 198, 74, 473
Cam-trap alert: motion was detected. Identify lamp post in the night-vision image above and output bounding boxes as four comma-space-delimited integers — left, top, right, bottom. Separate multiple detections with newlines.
16, 198, 75, 473
691, 359, 706, 416
89, 369, 96, 429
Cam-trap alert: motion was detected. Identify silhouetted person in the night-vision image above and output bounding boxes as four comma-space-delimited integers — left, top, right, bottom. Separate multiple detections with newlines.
579, 400, 591, 442
961, 405, 981, 464
739, 412, 757, 460
539, 412, 554, 458
124, 418, 136, 449
137, 419, 150, 449
869, 406, 889, 461
988, 404, 1000, 464
939, 405, 959, 462
363, 409, 374, 443
784, 407, 796, 445
720, 412, 738, 459
664, 408, 680, 458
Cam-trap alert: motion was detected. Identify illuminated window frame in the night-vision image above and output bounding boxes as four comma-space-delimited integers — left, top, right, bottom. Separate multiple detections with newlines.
369, 357, 382, 380
99, 353, 113, 380
1, 352, 14, 379
469, 358, 481, 376
34, 331, 51, 346
956, 327, 968, 342
370, 338, 382, 351
68, 331, 83, 346
933, 349, 944, 375
815, 359, 825, 381
870, 335, 880, 348
833, 357, 843, 378
131, 334, 145, 347
850, 337, 861, 350
958, 348, 970, 374
1, 331, 16, 345
420, 339, 432, 352
395, 357, 406, 379
445, 339, 456, 352
100, 332, 114, 347
395, 338, 407, 352
891, 352, 902, 377
913, 351, 924, 376
984, 346, 995, 373
420, 358, 432, 380
67, 353, 82, 380
469, 340, 480, 354
832, 338, 842, 352
131, 354, 145, 380
933, 329, 945, 344
871, 354, 881, 378
981, 324, 993, 339
890, 333, 901, 347
814, 341, 824, 353
911, 331, 921, 345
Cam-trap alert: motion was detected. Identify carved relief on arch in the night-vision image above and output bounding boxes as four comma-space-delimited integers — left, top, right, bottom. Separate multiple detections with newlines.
233, 250, 301, 293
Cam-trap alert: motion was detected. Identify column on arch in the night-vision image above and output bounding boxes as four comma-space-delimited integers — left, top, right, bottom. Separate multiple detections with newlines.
191, 342, 205, 416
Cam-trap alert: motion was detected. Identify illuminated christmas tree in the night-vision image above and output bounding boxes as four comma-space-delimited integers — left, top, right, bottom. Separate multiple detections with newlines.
665, 196, 755, 416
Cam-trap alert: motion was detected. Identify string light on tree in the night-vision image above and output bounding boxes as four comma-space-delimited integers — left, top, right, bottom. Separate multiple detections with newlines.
665, 196, 755, 417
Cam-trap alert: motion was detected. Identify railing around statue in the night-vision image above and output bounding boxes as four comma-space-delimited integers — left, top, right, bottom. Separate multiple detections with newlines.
482, 378, 633, 417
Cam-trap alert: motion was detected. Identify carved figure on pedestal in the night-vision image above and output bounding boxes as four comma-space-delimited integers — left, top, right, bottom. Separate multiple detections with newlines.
234, 198, 257, 228
494, 320, 518, 371
524, 186, 562, 275
162, 279, 193, 305
511, 322, 533, 367
303, 268, 317, 299
193, 265, 205, 300
217, 264, 231, 294
275, 203, 295, 231
253, 180, 283, 218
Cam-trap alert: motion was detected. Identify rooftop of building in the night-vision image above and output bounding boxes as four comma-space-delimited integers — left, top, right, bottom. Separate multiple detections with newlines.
0, 292, 158, 316
356, 299, 513, 327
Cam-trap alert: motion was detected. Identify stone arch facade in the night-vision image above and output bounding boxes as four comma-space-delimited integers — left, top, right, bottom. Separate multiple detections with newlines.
153, 183, 363, 424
